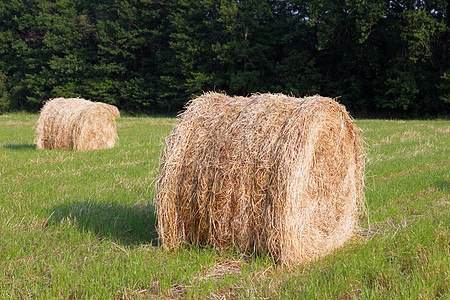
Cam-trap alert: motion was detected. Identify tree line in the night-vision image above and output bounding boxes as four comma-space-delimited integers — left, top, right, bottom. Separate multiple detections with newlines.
0, 0, 448, 116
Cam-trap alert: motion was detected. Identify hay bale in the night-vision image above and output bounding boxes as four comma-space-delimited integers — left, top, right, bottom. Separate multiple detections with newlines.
156, 92, 364, 266
36, 97, 119, 151
99, 102, 121, 118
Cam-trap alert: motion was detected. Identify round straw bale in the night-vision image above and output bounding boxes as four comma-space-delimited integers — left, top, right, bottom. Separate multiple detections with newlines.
36, 98, 119, 151
99, 102, 121, 118
156, 92, 364, 266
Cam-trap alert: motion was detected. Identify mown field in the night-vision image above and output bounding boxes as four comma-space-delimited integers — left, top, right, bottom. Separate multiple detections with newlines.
0, 113, 448, 299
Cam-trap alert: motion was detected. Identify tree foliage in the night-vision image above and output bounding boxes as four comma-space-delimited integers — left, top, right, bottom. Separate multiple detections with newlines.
0, 0, 448, 115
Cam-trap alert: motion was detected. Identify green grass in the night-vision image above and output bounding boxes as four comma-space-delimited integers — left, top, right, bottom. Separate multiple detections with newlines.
0, 113, 448, 299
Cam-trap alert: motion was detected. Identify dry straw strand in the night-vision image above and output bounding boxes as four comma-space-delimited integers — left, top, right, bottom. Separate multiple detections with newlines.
156, 92, 364, 266
36, 97, 120, 151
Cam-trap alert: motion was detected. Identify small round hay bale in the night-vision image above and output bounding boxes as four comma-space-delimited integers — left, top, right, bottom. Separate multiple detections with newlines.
36, 98, 119, 151
156, 92, 364, 266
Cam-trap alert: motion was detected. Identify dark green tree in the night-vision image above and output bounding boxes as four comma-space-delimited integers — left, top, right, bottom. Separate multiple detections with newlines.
0, 0, 447, 115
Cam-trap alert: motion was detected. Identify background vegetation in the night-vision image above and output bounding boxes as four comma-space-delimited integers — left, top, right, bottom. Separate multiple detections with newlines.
0, 114, 448, 298
0, 0, 449, 115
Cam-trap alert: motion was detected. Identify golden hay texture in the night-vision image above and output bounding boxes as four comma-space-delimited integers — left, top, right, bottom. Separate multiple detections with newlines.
156, 92, 364, 266
36, 98, 119, 151
99, 102, 121, 118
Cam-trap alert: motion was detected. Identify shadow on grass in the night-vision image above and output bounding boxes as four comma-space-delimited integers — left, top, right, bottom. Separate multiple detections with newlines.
3, 143, 36, 150
49, 201, 159, 246
435, 181, 449, 193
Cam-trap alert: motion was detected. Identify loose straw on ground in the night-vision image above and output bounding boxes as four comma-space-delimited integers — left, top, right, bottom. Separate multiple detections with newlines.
156, 92, 364, 266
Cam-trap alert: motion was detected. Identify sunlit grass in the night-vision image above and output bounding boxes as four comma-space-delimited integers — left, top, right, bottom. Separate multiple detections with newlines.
0, 114, 448, 298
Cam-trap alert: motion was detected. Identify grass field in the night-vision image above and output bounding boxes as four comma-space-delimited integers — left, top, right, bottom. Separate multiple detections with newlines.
0, 113, 448, 299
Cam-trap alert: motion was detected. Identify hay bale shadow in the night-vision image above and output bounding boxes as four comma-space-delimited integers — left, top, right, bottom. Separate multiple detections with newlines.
49, 201, 159, 246
3, 143, 36, 150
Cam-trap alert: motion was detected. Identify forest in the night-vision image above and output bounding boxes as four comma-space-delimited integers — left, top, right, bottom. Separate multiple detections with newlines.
0, 0, 448, 116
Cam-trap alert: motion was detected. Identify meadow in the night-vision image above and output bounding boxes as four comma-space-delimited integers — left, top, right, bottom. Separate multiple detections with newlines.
0, 113, 448, 299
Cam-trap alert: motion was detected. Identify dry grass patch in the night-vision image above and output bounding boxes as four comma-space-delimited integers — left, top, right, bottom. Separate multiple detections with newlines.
375, 160, 449, 183
6, 121, 36, 126
195, 259, 242, 282
435, 126, 450, 134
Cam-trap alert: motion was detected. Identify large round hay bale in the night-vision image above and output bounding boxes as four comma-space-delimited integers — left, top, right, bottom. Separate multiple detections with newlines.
156, 92, 364, 266
36, 98, 120, 151
99, 102, 121, 119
